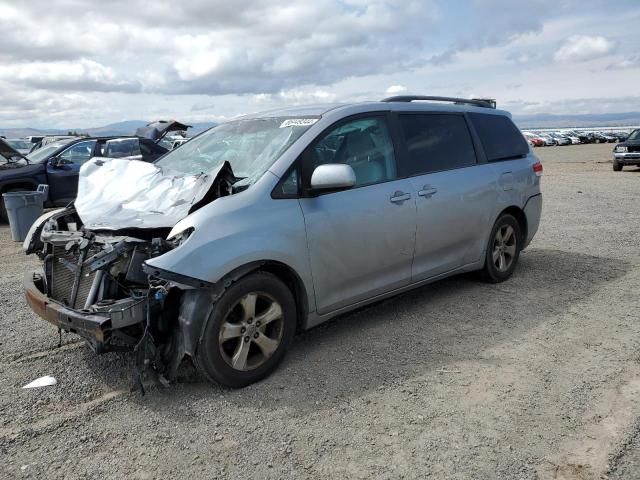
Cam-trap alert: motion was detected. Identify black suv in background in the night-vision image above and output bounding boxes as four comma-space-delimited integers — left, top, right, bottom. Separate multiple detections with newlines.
613, 129, 640, 171
0, 136, 167, 221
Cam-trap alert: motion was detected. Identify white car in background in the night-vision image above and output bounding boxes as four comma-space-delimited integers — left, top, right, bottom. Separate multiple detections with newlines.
536, 133, 556, 146
559, 131, 581, 144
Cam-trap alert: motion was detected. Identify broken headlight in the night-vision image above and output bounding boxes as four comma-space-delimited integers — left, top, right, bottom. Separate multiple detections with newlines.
168, 227, 194, 246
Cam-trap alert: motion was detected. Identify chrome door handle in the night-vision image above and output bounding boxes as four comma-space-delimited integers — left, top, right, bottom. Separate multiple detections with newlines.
390, 191, 412, 204
418, 186, 438, 198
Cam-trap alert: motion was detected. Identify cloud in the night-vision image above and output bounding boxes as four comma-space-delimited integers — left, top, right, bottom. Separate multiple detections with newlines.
506, 50, 543, 64
158, 0, 440, 95
503, 95, 640, 115
607, 55, 640, 70
0, 82, 98, 124
386, 85, 407, 94
0, 0, 637, 128
279, 89, 337, 103
554, 35, 615, 63
0, 59, 141, 93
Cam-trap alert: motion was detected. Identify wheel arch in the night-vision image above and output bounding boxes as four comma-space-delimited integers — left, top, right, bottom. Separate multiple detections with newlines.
216, 259, 310, 331
176, 259, 311, 360
498, 205, 528, 244
255, 260, 309, 331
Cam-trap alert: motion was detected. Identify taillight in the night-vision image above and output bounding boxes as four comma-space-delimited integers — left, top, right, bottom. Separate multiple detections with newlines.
532, 161, 543, 176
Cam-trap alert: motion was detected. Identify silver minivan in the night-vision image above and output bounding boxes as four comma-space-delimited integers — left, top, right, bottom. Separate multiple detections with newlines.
24, 96, 542, 388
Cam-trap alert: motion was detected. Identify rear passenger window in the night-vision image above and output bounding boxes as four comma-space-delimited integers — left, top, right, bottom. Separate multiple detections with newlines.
468, 113, 529, 162
398, 114, 476, 175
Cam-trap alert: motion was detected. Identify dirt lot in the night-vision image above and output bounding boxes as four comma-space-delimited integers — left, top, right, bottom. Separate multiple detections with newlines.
1, 142, 639, 479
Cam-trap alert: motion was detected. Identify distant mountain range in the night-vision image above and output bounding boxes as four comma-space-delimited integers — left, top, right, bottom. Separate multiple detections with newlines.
2, 112, 639, 138
0, 120, 217, 139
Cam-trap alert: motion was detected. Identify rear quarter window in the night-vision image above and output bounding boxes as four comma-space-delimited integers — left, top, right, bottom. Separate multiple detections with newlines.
468, 113, 529, 162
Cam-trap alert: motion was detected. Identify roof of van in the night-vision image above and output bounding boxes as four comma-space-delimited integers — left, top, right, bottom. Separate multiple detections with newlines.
242, 100, 510, 119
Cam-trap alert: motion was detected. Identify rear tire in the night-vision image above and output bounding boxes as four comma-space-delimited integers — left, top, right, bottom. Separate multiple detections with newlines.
195, 271, 296, 388
480, 214, 522, 283
613, 160, 623, 172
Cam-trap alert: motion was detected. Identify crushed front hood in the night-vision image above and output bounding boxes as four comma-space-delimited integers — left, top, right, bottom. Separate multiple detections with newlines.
75, 157, 231, 231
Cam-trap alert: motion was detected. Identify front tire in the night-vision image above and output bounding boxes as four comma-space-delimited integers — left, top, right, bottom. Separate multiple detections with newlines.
480, 214, 522, 283
195, 271, 296, 388
613, 160, 623, 171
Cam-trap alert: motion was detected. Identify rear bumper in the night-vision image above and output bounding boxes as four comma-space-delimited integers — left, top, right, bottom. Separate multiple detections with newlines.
523, 193, 542, 249
24, 271, 112, 352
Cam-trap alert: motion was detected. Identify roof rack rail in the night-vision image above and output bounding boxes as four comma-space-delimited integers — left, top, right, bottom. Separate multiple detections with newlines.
381, 95, 496, 109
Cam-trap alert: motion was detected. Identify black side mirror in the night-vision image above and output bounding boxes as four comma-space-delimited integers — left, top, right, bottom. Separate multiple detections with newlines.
49, 157, 69, 168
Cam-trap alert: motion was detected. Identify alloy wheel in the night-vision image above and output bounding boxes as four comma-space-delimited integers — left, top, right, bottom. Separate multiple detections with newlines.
492, 225, 517, 272
218, 292, 284, 371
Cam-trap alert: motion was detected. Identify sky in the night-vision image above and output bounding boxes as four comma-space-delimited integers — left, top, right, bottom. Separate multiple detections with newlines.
0, 0, 639, 128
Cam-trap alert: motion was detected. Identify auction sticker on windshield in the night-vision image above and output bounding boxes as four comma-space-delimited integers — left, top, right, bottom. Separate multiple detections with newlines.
280, 118, 318, 128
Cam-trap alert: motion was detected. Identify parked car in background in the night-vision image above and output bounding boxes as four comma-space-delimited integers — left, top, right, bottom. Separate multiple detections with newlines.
549, 133, 571, 146
613, 128, 640, 171
0, 136, 168, 222
170, 137, 190, 149
613, 131, 631, 142
534, 133, 556, 146
586, 132, 608, 143
568, 131, 591, 144
597, 132, 618, 143
559, 131, 581, 144
522, 132, 544, 147
23, 95, 543, 387
4, 138, 33, 155
608, 132, 624, 142
30, 135, 79, 152
136, 120, 192, 150
102, 137, 168, 161
0, 138, 30, 164
26, 136, 45, 145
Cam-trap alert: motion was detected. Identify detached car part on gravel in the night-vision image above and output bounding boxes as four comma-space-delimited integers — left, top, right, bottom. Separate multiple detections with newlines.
23, 97, 543, 388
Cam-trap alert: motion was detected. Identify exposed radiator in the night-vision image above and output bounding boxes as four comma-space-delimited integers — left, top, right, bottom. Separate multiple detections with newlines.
49, 246, 98, 309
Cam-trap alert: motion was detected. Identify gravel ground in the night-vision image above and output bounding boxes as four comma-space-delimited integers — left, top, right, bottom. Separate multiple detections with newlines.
1, 142, 639, 479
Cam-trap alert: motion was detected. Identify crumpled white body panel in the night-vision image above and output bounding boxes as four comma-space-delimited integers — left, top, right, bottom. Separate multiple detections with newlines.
75, 158, 219, 230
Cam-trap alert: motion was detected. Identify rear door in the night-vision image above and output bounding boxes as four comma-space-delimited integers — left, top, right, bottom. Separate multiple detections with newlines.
47, 139, 97, 205
297, 114, 417, 314
395, 113, 495, 282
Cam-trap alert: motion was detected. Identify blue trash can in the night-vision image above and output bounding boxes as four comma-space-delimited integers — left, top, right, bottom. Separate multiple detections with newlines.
3, 185, 48, 242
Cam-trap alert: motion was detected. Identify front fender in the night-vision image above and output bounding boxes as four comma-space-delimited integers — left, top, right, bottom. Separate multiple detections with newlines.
145, 176, 316, 314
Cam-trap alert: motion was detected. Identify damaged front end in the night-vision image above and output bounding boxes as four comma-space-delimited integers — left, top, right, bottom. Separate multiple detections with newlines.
23, 158, 236, 386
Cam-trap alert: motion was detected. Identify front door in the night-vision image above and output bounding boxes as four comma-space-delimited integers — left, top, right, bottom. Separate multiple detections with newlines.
298, 115, 417, 314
